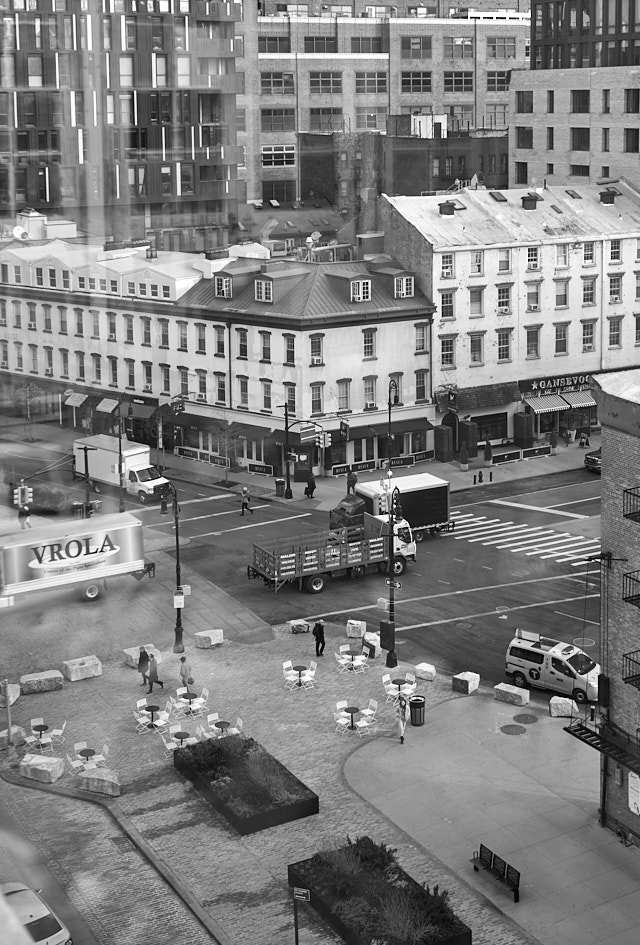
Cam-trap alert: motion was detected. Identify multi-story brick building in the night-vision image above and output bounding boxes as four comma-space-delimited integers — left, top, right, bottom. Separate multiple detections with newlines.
237, 4, 529, 206
0, 0, 243, 251
0, 218, 435, 477
509, 1, 640, 186
567, 369, 640, 843
378, 181, 640, 444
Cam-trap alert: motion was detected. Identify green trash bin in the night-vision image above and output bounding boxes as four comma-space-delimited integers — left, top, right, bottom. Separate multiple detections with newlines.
410, 695, 425, 726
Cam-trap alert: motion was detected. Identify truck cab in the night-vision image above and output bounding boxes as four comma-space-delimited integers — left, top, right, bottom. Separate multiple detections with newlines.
127, 466, 166, 499
505, 628, 599, 704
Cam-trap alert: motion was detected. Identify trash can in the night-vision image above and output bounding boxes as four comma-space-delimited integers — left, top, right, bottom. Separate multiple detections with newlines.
72, 501, 84, 520
275, 478, 285, 498
362, 640, 376, 660
410, 695, 425, 727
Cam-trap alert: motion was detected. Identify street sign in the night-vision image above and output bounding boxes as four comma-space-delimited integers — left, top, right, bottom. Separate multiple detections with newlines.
173, 591, 185, 608
386, 579, 402, 589
299, 424, 316, 443
181, 584, 192, 596
293, 888, 310, 901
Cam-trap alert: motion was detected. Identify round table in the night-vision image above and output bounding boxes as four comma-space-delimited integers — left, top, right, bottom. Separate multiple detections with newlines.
144, 704, 160, 728
214, 720, 230, 736
181, 692, 198, 713
292, 665, 307, 688
79, 747, 95, 760
32, 723, 48, 742
345, 706, 360, 730
173, 730, 190, 747
391, 678, 406, 690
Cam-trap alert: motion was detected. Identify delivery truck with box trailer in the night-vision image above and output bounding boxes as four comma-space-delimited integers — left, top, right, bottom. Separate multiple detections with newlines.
353, 472, 453, 541
247, 515, 416, 594
0, 512, 155, 604
73, 434, 169, 503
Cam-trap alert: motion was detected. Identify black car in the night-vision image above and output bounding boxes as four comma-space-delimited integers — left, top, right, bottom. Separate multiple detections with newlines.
584, 447, 602, 474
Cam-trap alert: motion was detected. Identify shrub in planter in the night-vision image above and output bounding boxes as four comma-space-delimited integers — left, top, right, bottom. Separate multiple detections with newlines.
458, 442, 469, 471
174, 734, 319, 834
483, 441, 492, 466
288, 835, 471, 945
549, 431, 558, 454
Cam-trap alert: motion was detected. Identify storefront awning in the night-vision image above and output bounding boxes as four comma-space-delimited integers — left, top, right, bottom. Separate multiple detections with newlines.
350, 418, 434, 438
129, 403, 156, 420
523, 394, 570, 414
95, 397, 119, 414
561, 390, 597, 409
65, 393, 87, 408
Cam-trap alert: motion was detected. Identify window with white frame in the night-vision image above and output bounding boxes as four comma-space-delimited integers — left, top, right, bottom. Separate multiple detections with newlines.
363, 328, 376, 358
28, 344, 37, 373
470, 250, 483, 275
179, 366, 189, 396
124, 314, 134, 343
12, 301, 21, 328
441, 253, 454, 278
582, 322, 595, 350
395, 276, 414, 298
415, 324, 428, 353
610, 239, 621, 262
469, 332, 484, 364
92, 353, 101, 383
527, 247, 540, 270
415, 370, 428, 401
609, 316, 622, 346
556, 244, 569, 267
255, 280, 273, 303
196, 323, 206, 354
609, 275, 622, 301
284, 382, 296, 413
125, 359, 135, 388
60, 349, 68, 376
143, 362, 152, 389
27, 304, 37, 330
583, 277, 596, 304
216, 373, 226, 404
636, 316, 640, 345
178, 321, 188, 350
636, 273, 640, 300
498, 248, 511, 272
363, 376, 376, 407
527, 284, 540, 310
215, 326, 225, 356
260, 331, 271, 361
441, 336, 456, 367
351, 280, 371, 302
141, 317, 151, 345
237, 328, 248, 358
44, 347, 53, 373
497, 329, 511, 361
261, 145, 295, 167
337, 379, 351, 411
311, 382, 323, 414
555, 323, 568, 354
160, 364, 170, 393
106, 355, 117, 386
238, 376, 248, 407
310, 335, 323, 364
441, 291, 454, 319
194, 370, 206, 399
260, 379, 272, 411
497, 285, 511, 311
158, 318, 169, 347
583, 242, 595, 264
0, 340, 7, 366
555, 281, 569, 306
75, 308, 83, 335
526, 326, 540, 358
14, 342, 23, 371
215, 276, 231, 298
284, 334, 295, 365
470, 287, 484, 316
75, 351, 85, 380
0, 300, 5, 327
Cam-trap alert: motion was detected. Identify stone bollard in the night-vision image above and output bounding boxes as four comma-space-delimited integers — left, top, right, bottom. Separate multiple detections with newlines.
195, 629, 224, 648
62, 655, 102, 681
549, 696, 579, 717
20, 671, 64, 694
415, 662, 437, 682
494, 683, 530, 706
452, 671, 480, 695
19, 753, 65, 783
80, 767, 122, 797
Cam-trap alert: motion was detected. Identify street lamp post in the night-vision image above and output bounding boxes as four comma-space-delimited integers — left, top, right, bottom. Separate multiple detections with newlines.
283, 403, 293, 499
161, 481, 185, 654
116, 399, 126, 513
382, 379, 400, 669
76, 444, 96, 517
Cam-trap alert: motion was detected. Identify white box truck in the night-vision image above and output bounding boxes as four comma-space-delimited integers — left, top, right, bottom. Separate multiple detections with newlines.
73, 434, 169, 503
0, 512, 155, 604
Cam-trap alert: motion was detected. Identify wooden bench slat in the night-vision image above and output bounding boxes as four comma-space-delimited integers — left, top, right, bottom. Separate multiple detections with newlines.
492, 855, 507, 880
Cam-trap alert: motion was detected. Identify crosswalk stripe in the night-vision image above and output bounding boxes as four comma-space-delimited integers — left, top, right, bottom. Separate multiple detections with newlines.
468, 525, 533, 543
478, 525, 546, 546
494, 529, 558, 548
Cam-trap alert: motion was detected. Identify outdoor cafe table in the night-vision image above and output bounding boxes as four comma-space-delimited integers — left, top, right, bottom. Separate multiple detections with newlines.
32, 723, 49, 745
180, 692, 199, 714
292, 665, 307, 688
344, 706, 360, 730
173, 730, 190, 747
79, 747, 96, 761
344, 650, 362, 669
214, 720, 230, 736
143, 704, 160, 728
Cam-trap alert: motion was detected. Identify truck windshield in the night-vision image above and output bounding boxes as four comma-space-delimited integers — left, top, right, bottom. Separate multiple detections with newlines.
137, 467, 162, 482
567, 652, 597, 675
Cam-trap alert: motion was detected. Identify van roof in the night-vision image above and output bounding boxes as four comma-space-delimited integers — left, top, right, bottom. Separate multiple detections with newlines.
512, 628, 581, 658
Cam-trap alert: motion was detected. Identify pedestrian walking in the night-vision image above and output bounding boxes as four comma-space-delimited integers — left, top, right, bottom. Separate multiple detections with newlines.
179, 655, 193, 689
396, 695, 409, 744
346, 471, 358, 495
305, 473, 316, 498
147, 655, 164, 693
137, 646, 150, 686
240, 486, 253, 516
18, 505, 31, 529
312, 620, 325, 657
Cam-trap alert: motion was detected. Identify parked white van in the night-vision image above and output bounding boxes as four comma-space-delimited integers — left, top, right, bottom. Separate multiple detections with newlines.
505, 629, 599, 704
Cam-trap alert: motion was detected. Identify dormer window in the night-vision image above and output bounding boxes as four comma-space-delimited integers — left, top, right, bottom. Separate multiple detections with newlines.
215, 276, 232, 298
255, 279, 272, 303
351, 279, 371, 302
395, 276, 414, 298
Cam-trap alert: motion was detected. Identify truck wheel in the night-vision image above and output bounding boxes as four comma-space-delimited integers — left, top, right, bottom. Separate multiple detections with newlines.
573, 688, 588, 705
392, 557, 407, 576
512, 671, 528, 688
93, 482, 101, 493
137, 491, 147, 504
82, 583, 101, 601
303, 574, 325, 594
414, 530, 425, 543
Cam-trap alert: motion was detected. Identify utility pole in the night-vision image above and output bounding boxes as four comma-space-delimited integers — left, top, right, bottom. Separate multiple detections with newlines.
76, 444, 97, 517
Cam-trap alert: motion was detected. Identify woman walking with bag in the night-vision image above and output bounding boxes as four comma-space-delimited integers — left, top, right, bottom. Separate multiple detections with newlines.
396, 695, 409, 744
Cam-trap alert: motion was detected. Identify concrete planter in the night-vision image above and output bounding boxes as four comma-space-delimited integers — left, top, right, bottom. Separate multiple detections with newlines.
288, 854, 472, 945
174, 740, 319, 835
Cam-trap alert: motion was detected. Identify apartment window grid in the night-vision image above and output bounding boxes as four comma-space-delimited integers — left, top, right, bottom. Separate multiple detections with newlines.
351, 280, 371, 302
470, 287, 484, 316
196, 324, 206, 354
610, 239, 621, 262
527, 247, 540, 270
395, 276, 414, 298
239, 377, 248, 408
176, 367, 188, 397
216, 374, 226, 404
215, 277, 231, 299
125, 359, 135, 389
160, 364, 170, 394
636, 273, 640, 301
159, 319, 169, 347
526, 327, 540, 358
58, 306, 67, 334
261, 109, 295, 133
141, 317, 151, 346
305, 36, 337, 53
488, 36, 516, 58
310, 336, 323, 364
106, 355, 117, 386
44, 347, 53, 373
260, 331, 271, 362
27, 303, 36, 330
0, 300, 5, 327
14, 342, 23, 371
75, 308, 83, 336
284, 383, 296, 413
259, 36, 290, 53
583, 242, 595, 264
415, 370, 428, 401
444, 72, 473, 93
28, 344, 37, 372
355, 72, 387, 94
124, 314, 133, 343
177, 322, 187, 351
516, 126, 533, 148
363, 376, 376, 407
444, 37, 474, 59
363, 328, 376, 358
441, 291, 454, 319
143, 363, 152, 390
555, 323, 568, 354
516, 90, 533, 113
496, 286, 511, 311
609, 316, 622, 347
284, 334, 295, 365
237, 328, 248, 359
311, 382, 323, 414
261, 380, 272, 412
441, 336, 456, 367
441, 253, 454, 278
401, 72, 432, 93
609, 275, 622, 301
309, 108, 343, 131
310, 72, 342, 94
36, 267, 44, 286
12, 301, 21, 328
583, 277, 597, 304
401, 36, 432, 59
337, 379, 350, 411
556, 244, 568, 267
486, 104, 508, 127
356, 107, 387, 130
470, 250, 484, 275
527, 285, 540, 310
469, 333, 484, 364
255, 280, 273, 303
487, 71, 510, 92
262, 144, 295, 167
583, 322, 595, 351
497, 329, 511, 361
498, 249, 511, 272
625, 88, 640, 113
352, 37, 383, 53
261, 72, 295, 95
89, 310, 99, 338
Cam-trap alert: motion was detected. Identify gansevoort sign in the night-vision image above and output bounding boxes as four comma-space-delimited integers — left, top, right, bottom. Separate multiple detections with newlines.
519, 374, 592, 394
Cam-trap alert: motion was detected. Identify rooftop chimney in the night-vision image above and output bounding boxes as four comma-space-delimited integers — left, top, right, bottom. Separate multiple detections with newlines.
600, 191, 615, 205
438, 201, 455, 216
521, 195, 537, 211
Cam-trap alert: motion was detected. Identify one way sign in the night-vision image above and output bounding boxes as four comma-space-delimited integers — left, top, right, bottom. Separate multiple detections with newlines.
386, 579, 402, 590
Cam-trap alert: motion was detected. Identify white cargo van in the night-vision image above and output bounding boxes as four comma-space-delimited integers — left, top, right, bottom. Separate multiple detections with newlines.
505, 628, 599, 704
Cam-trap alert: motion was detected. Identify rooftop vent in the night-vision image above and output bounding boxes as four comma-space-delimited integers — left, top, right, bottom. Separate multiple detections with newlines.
600, 191, 615, 205
521, 195, 537, 211
438, 201, 456, 216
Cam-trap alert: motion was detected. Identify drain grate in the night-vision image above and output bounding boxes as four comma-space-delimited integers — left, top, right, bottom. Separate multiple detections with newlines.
513, 713, 538, 725
110, 836, 135, 854
501, 724, 526, 736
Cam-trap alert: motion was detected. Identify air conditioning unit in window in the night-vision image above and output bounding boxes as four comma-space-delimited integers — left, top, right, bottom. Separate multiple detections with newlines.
529, 263, 539, 270
0, 361, 7, 369
528, 304, 539, 311
498, 306, 510, 314
311, 355, 322, 365
45, 369, 53, 376
197, 393, 207, 402
143, 385, 152, 392
583, 344, 594, 351
365, 401, 376, 409
611, 295, 621, 302
109, 333, 116, 341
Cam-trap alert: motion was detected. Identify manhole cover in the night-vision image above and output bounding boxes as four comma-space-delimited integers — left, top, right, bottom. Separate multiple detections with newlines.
110, 836, 135, 854
501, 724, 526, 736
495, 605, 510, 612
456, 621, 472, 630
573, 637, 596, 648
513, 713, 538, 725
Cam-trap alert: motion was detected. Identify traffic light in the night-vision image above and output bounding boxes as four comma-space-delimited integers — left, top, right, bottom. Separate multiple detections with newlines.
25, 487, 33, 503
172, 399, 185, 414
339, 419, 349, 441
315, 432, 324, 448
13, 488, 21, 507
324, 432, 332, 447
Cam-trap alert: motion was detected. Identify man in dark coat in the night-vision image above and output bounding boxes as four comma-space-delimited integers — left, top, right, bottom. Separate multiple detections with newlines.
137, 646, 149, 686
147, 655, 164, 693
312, 621, 325, 657
305, 473, 316, 498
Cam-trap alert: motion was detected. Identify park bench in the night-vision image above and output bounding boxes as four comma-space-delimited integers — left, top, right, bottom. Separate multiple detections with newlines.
473, 843, 520, 903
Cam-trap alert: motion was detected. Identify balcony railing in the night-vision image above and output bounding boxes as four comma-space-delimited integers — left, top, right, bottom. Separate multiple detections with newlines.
622, 651, 640, 691
623, 486, 640, 523
622, 571, 640, 608
565, 717, 640, 776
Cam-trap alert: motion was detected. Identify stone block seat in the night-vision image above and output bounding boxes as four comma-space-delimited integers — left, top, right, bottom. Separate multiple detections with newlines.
289, 620, 310, 634
195, 628, 224, 648
0, 725, 26, 749
123, 645, 162, 668
549, 696, 579, 717
80, 767, 122, 797
62, 655, 102, 681
494, 682, 530, 706
452, 671, 480, 695
346, 619, 366, 639
415, 662, 437, 682
20, 671, 63, 694
20, 753, 64, 783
